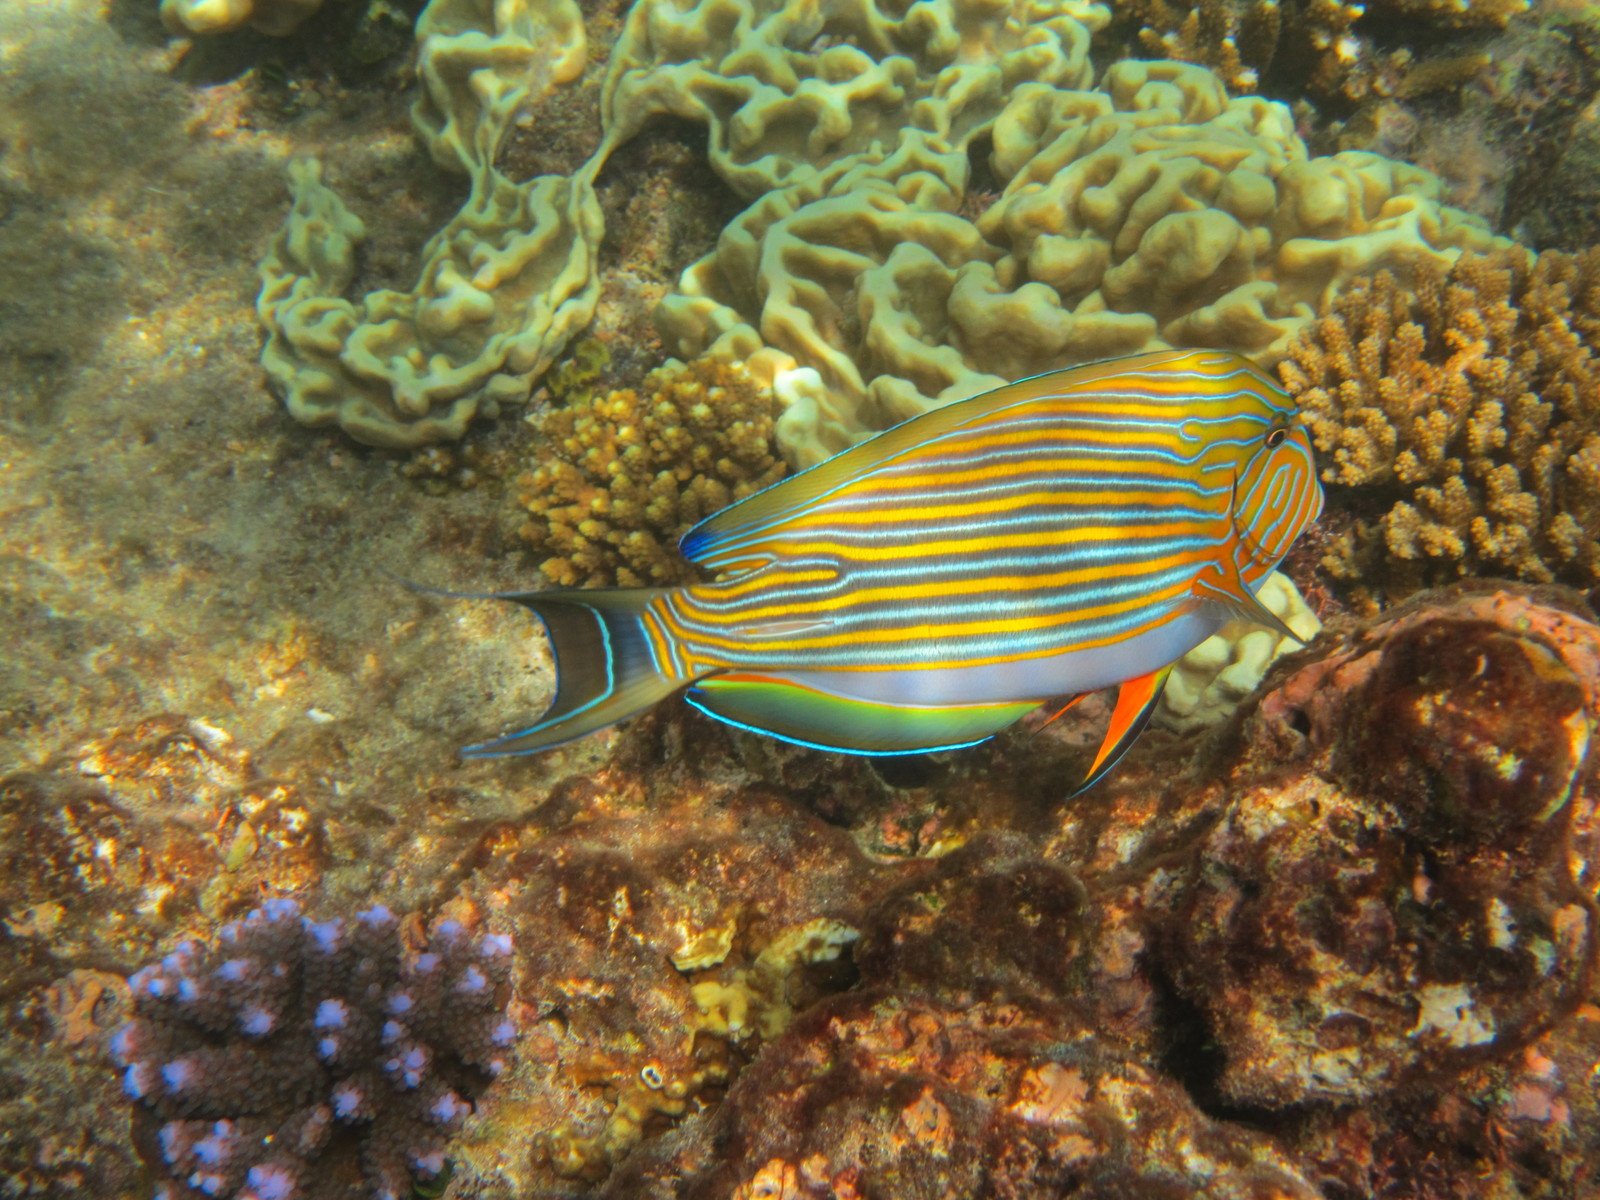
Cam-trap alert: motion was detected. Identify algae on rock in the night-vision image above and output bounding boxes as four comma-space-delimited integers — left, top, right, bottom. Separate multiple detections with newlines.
256, 0, 595, 448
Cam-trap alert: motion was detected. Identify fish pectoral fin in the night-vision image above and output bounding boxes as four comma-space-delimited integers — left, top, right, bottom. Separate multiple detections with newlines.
1191, 563, 1304, 644
688, 673, 1039, 755
1071, 666, 1172, 798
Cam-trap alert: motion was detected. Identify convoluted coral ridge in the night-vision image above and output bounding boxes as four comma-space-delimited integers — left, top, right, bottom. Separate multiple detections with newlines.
256, 0, 593, 448
1281, 246, 1600, 589
653, 45, 1503, 463
111, 899, 515, 1200
258, 0, 1503, 461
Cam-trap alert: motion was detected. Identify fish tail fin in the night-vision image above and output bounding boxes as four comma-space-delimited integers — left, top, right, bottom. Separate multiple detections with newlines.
462, 588, 691, 757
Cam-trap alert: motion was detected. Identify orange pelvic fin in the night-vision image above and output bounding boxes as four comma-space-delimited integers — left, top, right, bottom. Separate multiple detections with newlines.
1069, 665, 1173, 798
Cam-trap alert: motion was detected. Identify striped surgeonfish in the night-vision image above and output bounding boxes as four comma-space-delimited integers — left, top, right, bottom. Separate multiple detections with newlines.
465, 349, 1323, 794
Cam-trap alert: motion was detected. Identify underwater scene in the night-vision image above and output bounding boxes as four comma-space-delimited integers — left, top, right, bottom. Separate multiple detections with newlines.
2, 0, 1600, 1196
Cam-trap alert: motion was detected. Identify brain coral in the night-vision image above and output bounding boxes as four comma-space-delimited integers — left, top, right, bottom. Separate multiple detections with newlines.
1279, 246, 1600, 591
518, 358, 785, 587
111, 898, 514, 1200
260, 0, 1502, 464
652, 44, 1504, 464
256, 0, 592, 448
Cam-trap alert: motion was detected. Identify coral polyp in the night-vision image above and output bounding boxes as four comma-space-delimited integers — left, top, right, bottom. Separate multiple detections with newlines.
111, 899, 514, 1200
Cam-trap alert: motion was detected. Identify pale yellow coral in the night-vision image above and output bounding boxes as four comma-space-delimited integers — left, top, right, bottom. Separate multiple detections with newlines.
257, 0, 1507, 464
652, 41, 1502, 464
160, 0, 319, 36
1158, 572, 1321, 733
1280, 247, 1600, 589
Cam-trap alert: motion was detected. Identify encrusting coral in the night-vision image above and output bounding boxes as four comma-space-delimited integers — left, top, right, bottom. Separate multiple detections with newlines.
517, 358, 785, 588
1279, 246, 1600, 591
111, 898, 515, 1200
1161, 585, 1597, 1112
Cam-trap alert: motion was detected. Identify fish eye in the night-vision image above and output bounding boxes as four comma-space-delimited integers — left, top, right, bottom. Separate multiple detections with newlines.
1265, 427, 1287, 449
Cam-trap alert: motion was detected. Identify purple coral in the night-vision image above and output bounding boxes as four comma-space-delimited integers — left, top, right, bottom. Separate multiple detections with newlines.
109, 899, 514, 1199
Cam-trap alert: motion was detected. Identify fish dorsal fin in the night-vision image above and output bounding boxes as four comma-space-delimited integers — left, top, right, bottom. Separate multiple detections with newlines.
1191, 559, 1303, 644
679, 350, 1209, 574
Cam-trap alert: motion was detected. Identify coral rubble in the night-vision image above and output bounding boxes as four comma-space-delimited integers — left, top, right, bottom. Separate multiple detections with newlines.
111, 899, 513, 1200
1280, 246, 1600, 592
517, 358, 785, 587
605, 991, 1327, 1199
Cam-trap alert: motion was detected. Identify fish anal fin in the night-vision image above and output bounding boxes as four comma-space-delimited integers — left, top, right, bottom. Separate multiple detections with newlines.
1191, 563, 1303, 645
1071, 665, 1172, 798
688, 673, 1039, 756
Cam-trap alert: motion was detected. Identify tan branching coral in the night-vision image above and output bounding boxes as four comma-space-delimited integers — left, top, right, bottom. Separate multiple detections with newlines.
1123, 0, 1285, 93
517, 359, 786, 588
1280, 246, 1600, 589
1370, 0, 1528, 30
1121, 0, 1526, 104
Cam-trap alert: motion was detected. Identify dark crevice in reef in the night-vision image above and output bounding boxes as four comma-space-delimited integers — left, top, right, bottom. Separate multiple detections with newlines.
1148, 960, 1289, 1133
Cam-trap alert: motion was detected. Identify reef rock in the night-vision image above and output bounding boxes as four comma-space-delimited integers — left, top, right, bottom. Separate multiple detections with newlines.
1162, 584, 1598, 1110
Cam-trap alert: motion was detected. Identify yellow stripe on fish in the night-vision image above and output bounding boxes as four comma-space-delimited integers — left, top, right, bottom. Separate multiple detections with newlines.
459, 349, 1323, 795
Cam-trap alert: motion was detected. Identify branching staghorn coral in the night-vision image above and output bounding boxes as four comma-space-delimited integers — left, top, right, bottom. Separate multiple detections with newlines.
1279, 246, 1600, 589
1120, 0, 1286, 94
518, 358, 786, 588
